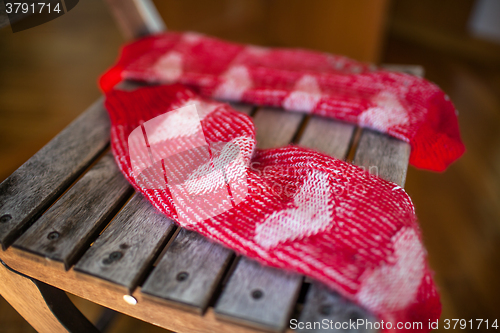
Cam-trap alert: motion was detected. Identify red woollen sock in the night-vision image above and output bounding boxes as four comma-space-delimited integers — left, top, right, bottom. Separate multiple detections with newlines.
105, 84, 441, 332
100, 31, 465, 172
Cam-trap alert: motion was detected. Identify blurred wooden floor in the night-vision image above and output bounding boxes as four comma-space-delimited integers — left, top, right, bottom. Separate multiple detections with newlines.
0, 0, 499, 332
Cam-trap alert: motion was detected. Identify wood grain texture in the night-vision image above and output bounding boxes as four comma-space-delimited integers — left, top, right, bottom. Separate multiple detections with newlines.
0, 259, 99, 333
352, 129, 411, 187
215, 257, 302, 332
296, 283, 376, 333
298, 117, 356, 160
0, 258, 70, 333
142, 228, 233, 314
13, 152, 132, 270
0, 99, 110, 250
253, 107, 304, 149
74, 193, 176, 292
104, 0, 165, 40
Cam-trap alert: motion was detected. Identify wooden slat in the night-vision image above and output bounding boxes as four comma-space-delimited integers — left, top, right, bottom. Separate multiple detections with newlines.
298, 117, 355, 160
13, 152, 132, 270
104, 0, 165, 40
74, 193, 176, 292
253, 107, 304, 149
297, 283, 377, 333
353, 130, 411, 187
142, 229, 233, 313
0, 99, 110, 250
215, 257, 302, 332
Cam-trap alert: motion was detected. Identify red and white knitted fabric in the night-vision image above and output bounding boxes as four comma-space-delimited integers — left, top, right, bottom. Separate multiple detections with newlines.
105, 84, 441, 332
100, 31, 465, 172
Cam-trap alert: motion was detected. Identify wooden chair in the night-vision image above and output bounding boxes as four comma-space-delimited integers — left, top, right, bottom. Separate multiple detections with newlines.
0, 1, 420, 332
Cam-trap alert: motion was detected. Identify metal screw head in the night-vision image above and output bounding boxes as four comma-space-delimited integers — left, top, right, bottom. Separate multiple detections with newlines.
103, 251, 123, 265
176, 271, 189, 282
109, 251, 122, 261
0, 214, 11, 223
251, 289, 264, 300
47, 231, 59, 240
123, 295, 137, 305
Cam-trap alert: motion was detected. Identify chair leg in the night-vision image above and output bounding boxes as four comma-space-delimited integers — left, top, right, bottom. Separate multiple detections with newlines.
0, 258, 100, 333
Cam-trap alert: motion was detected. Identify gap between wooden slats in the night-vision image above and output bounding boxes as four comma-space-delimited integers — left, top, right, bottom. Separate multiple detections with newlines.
74, 193, 177, 294
0, 99, 110, 250
13, 152, 133, 271
141, 229, 234, 314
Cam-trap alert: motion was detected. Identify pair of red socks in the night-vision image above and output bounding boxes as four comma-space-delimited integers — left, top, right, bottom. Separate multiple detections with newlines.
101, 32, 464, 331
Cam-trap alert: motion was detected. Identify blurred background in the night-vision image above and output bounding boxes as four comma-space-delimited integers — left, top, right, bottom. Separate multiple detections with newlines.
0, 0, 499, 332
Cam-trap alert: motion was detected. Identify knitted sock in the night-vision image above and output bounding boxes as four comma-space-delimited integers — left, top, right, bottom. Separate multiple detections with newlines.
100, 31, 465, 172
105, 84, 441, 332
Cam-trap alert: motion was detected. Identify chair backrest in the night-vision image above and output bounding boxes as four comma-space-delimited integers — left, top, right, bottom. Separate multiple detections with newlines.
104, 0, 165, 40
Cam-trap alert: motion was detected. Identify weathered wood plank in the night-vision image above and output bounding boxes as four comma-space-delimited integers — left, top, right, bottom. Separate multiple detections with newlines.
352, 130, 411, 187
297, 283, 377, 333
0, 99, 110, 250
104, 0, 165, 40
13, 152, 132, 270
74, 193, 176, 292
142, 229, 233, 314
298, 117, 356, 160
215, 257, 302, 332
253, 107, 304, 149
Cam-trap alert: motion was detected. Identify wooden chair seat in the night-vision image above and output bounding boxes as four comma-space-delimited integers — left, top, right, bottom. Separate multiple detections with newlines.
0, 71, 418, 331
0, 2, 420, 332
